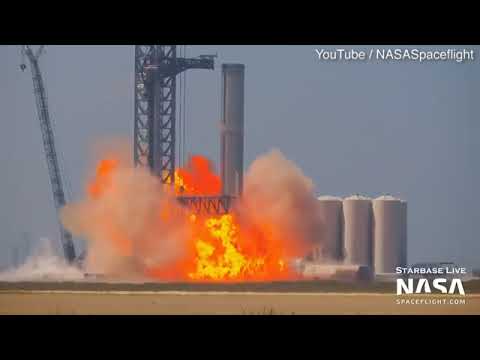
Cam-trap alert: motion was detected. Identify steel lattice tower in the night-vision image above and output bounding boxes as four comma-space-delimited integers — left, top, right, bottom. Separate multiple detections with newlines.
134, 46, 214, 184
21, 46, 76, 263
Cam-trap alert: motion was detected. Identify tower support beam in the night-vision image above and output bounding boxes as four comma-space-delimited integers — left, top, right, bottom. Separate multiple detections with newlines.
134, 45, 214, 185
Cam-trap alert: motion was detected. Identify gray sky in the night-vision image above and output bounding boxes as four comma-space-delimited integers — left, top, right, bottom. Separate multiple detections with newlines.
0, 45, 478, 269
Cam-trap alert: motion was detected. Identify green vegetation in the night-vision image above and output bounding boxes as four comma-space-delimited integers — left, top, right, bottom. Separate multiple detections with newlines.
241, 306, 294, 315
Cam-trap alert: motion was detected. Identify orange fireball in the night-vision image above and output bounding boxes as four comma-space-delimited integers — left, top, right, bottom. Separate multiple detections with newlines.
82, 153, 302, 282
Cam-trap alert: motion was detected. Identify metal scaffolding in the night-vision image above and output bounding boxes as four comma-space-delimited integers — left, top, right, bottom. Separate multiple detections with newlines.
133, 46, 214, 185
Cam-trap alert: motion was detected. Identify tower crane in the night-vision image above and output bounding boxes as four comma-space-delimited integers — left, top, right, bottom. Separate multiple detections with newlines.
20, 46, 76, 263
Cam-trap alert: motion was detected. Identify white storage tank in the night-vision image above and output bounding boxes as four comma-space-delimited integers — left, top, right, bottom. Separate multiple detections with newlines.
373, 195, 407, 274
343, 195, 373, 267
317, 196, 343, 261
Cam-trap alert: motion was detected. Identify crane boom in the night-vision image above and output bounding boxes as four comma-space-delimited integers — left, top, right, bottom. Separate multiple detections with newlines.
21, 46, 76, 263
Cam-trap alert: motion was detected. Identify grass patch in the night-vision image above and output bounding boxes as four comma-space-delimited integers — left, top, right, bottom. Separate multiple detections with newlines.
241, 306, 295, 315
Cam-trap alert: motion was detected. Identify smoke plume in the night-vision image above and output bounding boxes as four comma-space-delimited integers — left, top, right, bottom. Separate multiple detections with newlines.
61, 140, 189, 279
60, 140, 325, 281
0, 237, 84, 281
237, 149, 323, 261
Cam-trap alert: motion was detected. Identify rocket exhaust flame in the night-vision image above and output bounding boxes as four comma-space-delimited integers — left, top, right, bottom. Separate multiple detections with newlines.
61, 142, 323, 282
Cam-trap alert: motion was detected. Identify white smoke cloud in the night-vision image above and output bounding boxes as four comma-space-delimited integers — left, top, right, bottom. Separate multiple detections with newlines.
0, 237, 84, 281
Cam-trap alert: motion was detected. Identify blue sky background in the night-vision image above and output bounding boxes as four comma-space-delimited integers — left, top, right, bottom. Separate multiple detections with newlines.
0, 45, 478, 269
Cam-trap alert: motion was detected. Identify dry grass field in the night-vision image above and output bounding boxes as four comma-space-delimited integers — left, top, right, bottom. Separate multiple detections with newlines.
1, 280, 479, 315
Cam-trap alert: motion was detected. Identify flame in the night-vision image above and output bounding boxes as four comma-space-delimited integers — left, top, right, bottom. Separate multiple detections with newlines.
173, 155, 291, 281
187, 214, 290, 281
88, 159, 118, 199
74, 152, 305, 282
174, 155, 221, 195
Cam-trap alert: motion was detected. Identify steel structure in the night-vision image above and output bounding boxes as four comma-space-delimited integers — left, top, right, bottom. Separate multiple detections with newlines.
134, 46, 215, 184
20, 46, 76, 263
221, 64, 245, 197
176, 195, 235, 215
134, 46, 233, 215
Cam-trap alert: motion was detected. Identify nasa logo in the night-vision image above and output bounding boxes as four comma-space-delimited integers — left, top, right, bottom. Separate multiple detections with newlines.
397, 278, 465, 296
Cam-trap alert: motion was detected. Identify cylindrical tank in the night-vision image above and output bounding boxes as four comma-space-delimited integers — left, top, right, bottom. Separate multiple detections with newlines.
343, 195, 373, 268
317, 196, 343, 261
220, 63, 245, 196
373, 195, 407, 274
